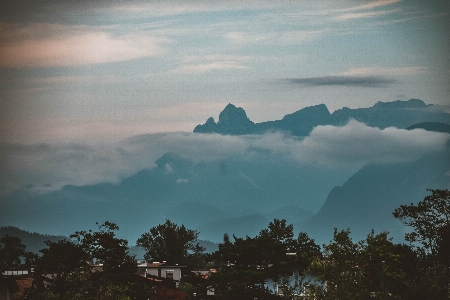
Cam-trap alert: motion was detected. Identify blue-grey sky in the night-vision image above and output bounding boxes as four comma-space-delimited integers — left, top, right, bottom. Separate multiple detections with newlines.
0, 0, 449, 143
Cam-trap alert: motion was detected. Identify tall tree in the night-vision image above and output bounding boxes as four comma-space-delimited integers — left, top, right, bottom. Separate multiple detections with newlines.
393, 188, 450, 256
0, 234, 26, 271
210, 219, 320, 299
70, 221, 137, 279
308, 229, 361, 299
393, 189, 450, 299
33, 239, 90, 297
136, 220, 205, 265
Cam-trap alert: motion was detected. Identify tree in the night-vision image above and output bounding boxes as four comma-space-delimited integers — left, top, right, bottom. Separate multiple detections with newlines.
136, 220, 205, 265
210, 219, 320, 299
393, 189, 450, 299
28, 222, 173, 299
358, 231, 405, 299
308, 229, 361, 300
308, 229, 407, 300
70, 221, 137, 279
0, 234, 26, 271
393, 188, 450, 256
33, 239, 90, 297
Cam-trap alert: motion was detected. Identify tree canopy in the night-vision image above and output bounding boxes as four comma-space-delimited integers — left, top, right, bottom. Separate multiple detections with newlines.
136, 220, 205, 265
393, 188, 450, 257
0, 234, 26, 272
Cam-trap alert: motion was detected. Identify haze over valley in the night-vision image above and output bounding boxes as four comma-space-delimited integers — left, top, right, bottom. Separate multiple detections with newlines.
1, 100, 449, 245
1, 0, 449, 248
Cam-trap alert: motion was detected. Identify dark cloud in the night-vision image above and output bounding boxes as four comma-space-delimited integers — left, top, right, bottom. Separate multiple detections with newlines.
287, 76, 397, 88
0, 0, 115, 25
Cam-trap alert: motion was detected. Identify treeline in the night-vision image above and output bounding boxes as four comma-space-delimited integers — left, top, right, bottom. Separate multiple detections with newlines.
1, 189, 449, 299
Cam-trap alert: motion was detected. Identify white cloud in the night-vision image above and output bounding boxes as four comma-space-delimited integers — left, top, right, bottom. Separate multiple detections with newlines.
334, 8, 400, 21
176, 178, 189, 184
341, 0, 402, 12
0, 23, 167, 68
1, 122, 448, 195
173, 61, 249, 74
294, 120, 449, 165
338, 66, 428, 76
225, 32, 271, 44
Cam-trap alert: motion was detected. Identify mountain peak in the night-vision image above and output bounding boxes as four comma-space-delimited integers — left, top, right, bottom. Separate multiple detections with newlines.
218, 104, 253, 126
194, 103, 254, 135
194, 99, 449, 136
372, 98, 428, 109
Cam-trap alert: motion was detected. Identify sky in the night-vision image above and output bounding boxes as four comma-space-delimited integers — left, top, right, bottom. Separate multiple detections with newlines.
1, 0, 449, 144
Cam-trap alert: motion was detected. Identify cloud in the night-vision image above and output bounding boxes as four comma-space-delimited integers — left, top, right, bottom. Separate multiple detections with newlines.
225, 32, 271, 44
334, 9, 400, 21
293, 120, 449, 166
1, 122, 448, 196
173, 55, 253, 74
286, 76, 397, 87
338, 66, 428, 76
0, 23, 167, 68
173, 61, 249, 74
341, 0, 402, 12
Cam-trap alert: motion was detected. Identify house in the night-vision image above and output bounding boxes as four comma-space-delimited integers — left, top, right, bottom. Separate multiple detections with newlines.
137, 262, 185, 287
0, 270, 33, 300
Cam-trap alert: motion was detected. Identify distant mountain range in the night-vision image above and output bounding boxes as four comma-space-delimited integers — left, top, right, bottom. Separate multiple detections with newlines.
194, 99, 450, 136
0, 151, 343, 243
301, 148, 450, 244
0, 226, 66, 254
1, 99, 449, 245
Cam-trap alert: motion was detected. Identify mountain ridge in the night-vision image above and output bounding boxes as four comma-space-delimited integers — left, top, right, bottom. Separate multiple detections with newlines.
194, 99, 450, 136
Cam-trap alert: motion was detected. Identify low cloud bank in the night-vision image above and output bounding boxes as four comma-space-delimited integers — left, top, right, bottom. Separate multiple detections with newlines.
0, 120, 448, 195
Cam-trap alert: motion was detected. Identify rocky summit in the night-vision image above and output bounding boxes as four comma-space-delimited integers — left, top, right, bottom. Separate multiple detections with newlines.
194, 99, 450, 136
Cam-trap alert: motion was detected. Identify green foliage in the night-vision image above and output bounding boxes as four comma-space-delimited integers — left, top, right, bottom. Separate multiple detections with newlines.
308, 229, 407, 300
393, 189, 450, 299
136, 220, 205, 266
32, 222, 152, 300
33, 239, 90, 296
70, 221, 137, 278
0, 234, 26, 271
210, 219, 320, 299
393, 188, 450, 256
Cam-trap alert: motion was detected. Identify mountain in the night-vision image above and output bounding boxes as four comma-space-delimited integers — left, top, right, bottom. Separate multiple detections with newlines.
0, 226, 66, 254
194, 103, 254, 134
197, 214, 270, 242
194, 99, 450, 136
301, 147, 450, 245
406, 122, 450, 134
263, 206, 314, 225
2, 99, 449, 244
0, 151, 351, 242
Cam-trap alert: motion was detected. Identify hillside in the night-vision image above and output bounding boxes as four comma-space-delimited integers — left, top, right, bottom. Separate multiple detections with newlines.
301, 147, 450, 244
0, 226, 66, 254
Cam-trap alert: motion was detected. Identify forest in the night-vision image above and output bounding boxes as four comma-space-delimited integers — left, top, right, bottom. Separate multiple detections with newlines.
1, 189, 449, 300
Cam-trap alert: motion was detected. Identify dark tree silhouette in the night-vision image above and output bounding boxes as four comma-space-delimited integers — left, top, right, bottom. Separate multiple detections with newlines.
136, 220, 205, 265
0, 234, 26, 271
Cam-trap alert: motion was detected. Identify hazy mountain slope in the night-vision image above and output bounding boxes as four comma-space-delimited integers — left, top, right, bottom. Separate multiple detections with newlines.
301, 148, 450, 245
194, 99, 450, 136
406, 122, 450, 134
197, 214, 270, 242
0, 152, 351, 242
263, 206, 314, 225
163, 202, 230, 229
0, 226, 66, 254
